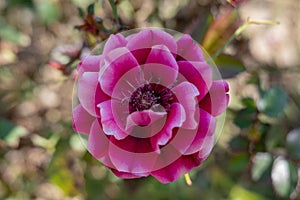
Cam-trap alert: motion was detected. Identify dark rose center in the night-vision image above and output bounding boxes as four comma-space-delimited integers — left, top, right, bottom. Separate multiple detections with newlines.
129, 83, 176, 113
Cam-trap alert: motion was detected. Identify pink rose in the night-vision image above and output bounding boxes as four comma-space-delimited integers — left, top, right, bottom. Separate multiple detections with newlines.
72, 29, 229, 183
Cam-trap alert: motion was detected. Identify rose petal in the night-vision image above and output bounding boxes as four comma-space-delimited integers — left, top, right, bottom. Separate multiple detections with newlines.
78, 55, 103, 76
72, 104, 95, 135
111, 169, 147, 179
171, 108, 216, 155
151, 149, 200, 184
177, 61, 212, 101
110, 66, 144, 100
125, 110, 167, 138
144, 45, 178, 87
78, 72, 102, 117
176, 34, 204, 61
151, 103, 186, 149
127, 29, 177, 55
87, 119, 109, 159
100, 47, 140, 97
104, 155, 148, 178
109, 136, 158, 175
103, 33, 127, 56
98, 100, 129, 140
197, 135, 214, 162
200, 80, 229, 116
171, 82, 200, 129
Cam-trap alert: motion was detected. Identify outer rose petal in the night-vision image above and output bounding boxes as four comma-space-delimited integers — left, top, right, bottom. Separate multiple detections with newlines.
99, 47, 139, 96
200, 80, 229, 116
78, 72, 99, 117
111, 169, 147, 179
151, 150, 200, 184
87, 119, 109, 159
171, 82, 199, 129
78, 55, 103, 76
127, 29, 177, 56
176, 34, 204, 61
198, 135, 214, 162
171, 109, 216, 155
177, 61, 212, 101
109, 136, 158, 175
126, 30, 177, 64
144, 45, 178, 87
103, 33, 127, 56
72, 104, 94, 135
98, 100, 129, 140
103, 155, 148, 178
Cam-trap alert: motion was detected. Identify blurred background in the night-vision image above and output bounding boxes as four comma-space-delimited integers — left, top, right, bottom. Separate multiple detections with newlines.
1, 0, 300, 199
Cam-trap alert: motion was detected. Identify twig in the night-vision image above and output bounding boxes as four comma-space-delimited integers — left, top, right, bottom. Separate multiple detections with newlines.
212, 19, 279, 60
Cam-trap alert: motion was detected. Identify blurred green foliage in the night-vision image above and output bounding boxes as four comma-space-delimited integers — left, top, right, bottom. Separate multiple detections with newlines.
0, 0, 300, 200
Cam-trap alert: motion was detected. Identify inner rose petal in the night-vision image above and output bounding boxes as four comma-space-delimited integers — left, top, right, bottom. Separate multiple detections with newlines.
99, 47, 140, 97
125, 109, 167, 139
171, 82, 200, 130
98, 100, 129, 140
110, 66, 145, 100
150, 102, 186, 150
144, 45, 178, 87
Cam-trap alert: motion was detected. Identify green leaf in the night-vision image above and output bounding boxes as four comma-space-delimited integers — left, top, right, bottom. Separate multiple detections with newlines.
77, 7, 85, 18
242, 98, 256, 107
230, 185, 266, 200
7, 0, 34, 8
258, 87, 287, 118
228, 153, 249, 174
265, 125, 285, 150
271, 157, 294, 198
286, 128, 300, 159
0, 119, 28, 147
214, 55, 245, 79
108, 0, 118, 20
87, 3, 95, 15
47, 138, 80, 196
229, 135, 249, 152
251, 152, 272, 181
234, 106, 257, 129
0, 119, 15, 140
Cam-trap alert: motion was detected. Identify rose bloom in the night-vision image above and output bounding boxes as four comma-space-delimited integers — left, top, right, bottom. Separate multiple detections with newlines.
73, 29, 229, 183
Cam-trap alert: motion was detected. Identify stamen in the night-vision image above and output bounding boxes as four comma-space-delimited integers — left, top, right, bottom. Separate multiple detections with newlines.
129, 83, 177, 113
126, 80, 137, 90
